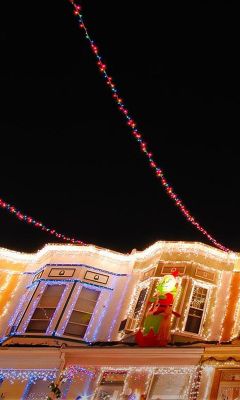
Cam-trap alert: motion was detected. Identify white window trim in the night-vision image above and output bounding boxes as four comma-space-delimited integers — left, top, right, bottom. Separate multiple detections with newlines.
183, 281, 212, 336
17, 281, 73, 335
55, 283, 102, 341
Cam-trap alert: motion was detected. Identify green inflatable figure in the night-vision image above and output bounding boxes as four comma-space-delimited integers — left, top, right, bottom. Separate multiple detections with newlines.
136, 270, 180, 346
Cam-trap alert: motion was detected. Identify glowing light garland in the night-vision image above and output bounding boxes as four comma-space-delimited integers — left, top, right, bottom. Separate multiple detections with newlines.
219, 273, 232, 342
0, 366, 201, 399
67, 0, 230, 253
200, 366, 215, 400
123, 369, 151, 397
21, 379, 34, 400
0, 369, 57, 384
126, 280, 151, 322
189, 366, 202, 400
202, 358, 240, 367
7, 280, 36, 331
63, 366, 95, 381
0, 197, 85, 245
90, 283, 114, 342
107, 275, 130, 341
0, 241, 236, 268
20, 283, 46, 333
202, 283, 217, 340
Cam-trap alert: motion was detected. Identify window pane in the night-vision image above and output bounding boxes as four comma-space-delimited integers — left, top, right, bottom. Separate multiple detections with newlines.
74, 298, 96, 313
27, 320, 50, 333
217, 371, 240, 400
26, 379, 51, 400
64, 323, 87, 337
31, 308, 55, 320
78, 287, 100, 302
96, 384, 124, 400
188, 308, 203, 318
190, 286, 207, 310
38, 285, 65, 308
96, 373, 126, 400
69, 311, 92, 325
149, 373, 190, 399
185, 315, 202, 334
119, 319, 127, 332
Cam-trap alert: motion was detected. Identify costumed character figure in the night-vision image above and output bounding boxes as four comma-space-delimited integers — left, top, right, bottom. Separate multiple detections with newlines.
135, 269, 180, 346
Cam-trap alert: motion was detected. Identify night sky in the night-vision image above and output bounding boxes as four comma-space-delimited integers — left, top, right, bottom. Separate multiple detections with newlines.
1, 1, 240, 253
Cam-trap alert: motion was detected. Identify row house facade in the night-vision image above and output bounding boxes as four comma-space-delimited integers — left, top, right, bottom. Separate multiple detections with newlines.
0, 241, 240, 399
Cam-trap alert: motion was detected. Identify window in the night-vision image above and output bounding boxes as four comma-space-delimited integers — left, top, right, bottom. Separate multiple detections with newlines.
25, 379, 52, 400
64, 287, 100, 338
26, 285, 65, 333
133, 287, 148, 318
148, 373, 191, 399
118, 319, 127, 332
95, 372, 126, 400
215, 370, 240, 400
185, 285, 208, 334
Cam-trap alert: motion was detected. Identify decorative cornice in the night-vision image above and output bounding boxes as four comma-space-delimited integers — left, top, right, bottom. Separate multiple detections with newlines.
63, 347, 204, 366
0, 346, 204, 368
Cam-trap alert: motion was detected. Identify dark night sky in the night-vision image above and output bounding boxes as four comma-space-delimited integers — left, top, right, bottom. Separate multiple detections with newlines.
0, 1, 240, 253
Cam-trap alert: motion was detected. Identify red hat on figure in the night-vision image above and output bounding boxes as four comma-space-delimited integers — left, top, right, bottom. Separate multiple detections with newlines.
171, 268, 179, 278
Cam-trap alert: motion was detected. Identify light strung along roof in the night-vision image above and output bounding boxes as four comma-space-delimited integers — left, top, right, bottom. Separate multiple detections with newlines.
0, 241, 237, 273
0, 2, 230, 252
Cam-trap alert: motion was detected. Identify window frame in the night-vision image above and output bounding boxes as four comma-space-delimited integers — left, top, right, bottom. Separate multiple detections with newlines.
16, 281, 73, 335
184, 282, 210, 336
63, 285, 100, 339
133, 287, 149, 319
129, 281, 153, 326
25, 283, 67, 334
94, 370, 127, 400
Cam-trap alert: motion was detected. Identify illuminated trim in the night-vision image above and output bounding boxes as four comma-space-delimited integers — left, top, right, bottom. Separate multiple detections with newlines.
0, 241, 237, 269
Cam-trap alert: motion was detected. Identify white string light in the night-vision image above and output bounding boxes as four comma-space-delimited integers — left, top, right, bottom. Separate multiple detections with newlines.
0, 241, 237, 270
0, 369, 57, 384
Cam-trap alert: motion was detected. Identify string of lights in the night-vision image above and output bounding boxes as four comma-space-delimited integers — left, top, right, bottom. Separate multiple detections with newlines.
0, 2, 230, 252
0, 369, 57, 383
0, 197, 85, 245
67, 1, 230, 253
